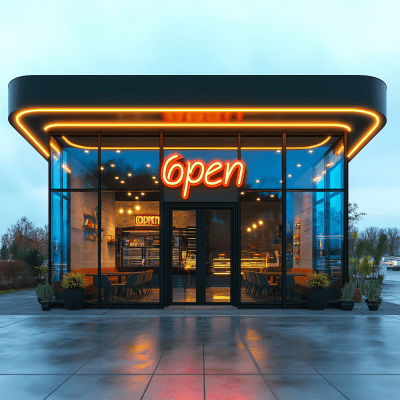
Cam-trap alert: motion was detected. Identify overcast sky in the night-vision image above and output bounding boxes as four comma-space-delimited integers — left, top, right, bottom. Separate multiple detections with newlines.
1, 0, 399, 236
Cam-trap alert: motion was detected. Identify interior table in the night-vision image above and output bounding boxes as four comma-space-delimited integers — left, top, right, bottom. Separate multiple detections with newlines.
263, 272, 307, 284
85, 272, 134, 283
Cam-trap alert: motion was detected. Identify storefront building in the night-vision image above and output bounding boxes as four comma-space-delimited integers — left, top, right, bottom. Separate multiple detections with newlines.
8, 75, 387, 308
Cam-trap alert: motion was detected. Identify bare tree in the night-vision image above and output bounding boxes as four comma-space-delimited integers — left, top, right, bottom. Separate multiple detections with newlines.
348, 202, 366, 233
385, 228, 400, 256
1, 217, 47, 260
359, 226, 384, 249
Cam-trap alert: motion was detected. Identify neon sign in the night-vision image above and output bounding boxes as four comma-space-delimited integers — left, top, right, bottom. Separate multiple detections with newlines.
135, 215, 160, 226
161, 154, 246, 199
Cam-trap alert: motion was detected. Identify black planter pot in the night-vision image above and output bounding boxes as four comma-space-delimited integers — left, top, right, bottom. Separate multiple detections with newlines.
41, 301, 51, 311
365, 297, 382, 305
340, 300, 354, 311
62, 288, 85, 310
306, 288, 328, 310
367, 300, 380, 311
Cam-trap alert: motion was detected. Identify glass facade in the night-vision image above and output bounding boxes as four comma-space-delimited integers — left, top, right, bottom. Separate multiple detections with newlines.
241, 192, 282, 304
49, 132, 345, 308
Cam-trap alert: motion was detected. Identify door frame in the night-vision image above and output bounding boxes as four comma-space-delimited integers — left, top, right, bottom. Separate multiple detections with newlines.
163, 202, 239, 307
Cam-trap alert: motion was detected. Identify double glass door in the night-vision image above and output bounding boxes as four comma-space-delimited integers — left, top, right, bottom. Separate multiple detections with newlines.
170, 208, 233, 305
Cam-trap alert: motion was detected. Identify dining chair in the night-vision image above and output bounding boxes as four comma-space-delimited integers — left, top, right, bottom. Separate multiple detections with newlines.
115, 273, 141, 301
277, 274, 296, 301
138, 271, 149, 296
145, 270, 153, 294
242, 270, 249, 294
247, 271, 257, 298
93, 275, 116, 302
256, 273, 277, 300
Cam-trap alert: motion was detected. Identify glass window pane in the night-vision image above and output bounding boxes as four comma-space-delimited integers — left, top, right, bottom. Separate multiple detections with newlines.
172, 210, 197, 303
205, 210, 231, 303
101, 191, 160, 304
50, 191, 98, 305
286, 191, 343, 306
287, 136, 343, 189
241, 191, 282, 305
51, 136, 98, 189
101, 136, 159, 190
241, 136, 282, 189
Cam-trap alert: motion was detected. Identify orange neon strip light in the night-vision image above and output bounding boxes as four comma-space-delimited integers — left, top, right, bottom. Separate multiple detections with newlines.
43, 122, 351, 131
50, 141, 60, 154
61, 135, 332, 151
15, 107, 381, 159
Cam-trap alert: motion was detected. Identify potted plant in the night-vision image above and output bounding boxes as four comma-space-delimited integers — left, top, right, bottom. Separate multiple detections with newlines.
61, 272, 86, 310
35, 264, 49, 302
36, 283, 53, 311
361, 278, 382, 311
339, 277, 356, 310
305, 272, 330, 310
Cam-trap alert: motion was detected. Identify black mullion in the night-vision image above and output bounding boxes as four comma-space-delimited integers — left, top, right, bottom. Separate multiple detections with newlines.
48, 135, 51, 286
237, 132, 241, 307
232, 206, 238, 307
240, 189, 344, 193
159, 132, 164, 308
97, 133, 101, 309
196, 209, 204, 305
282, 131, 287, 309
343, 131, 349, 285
50, 189, 101, 193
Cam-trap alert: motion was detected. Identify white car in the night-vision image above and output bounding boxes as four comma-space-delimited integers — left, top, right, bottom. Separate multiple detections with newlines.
382, 257, 400, 270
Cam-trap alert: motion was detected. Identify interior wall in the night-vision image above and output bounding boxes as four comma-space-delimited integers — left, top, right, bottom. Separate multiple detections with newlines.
293, 192, 313, 269
115, 201, 160, 227
101, 192, 116, 268
172, 210, 196, 229
70, 191, 98, 270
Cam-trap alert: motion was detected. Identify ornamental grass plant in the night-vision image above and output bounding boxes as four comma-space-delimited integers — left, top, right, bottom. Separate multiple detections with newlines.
61, 272, 85, 289
306, 271, 330, 289
340, 277, 356, 301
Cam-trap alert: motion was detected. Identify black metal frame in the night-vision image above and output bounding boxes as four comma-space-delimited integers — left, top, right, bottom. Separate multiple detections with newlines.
163, 203, 238, 307
48, 130, 347, 309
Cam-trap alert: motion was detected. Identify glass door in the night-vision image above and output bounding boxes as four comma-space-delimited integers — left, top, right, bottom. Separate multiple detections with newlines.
171, 210, 197, 303
170, 208, 232, 305
205, 210, 231, 303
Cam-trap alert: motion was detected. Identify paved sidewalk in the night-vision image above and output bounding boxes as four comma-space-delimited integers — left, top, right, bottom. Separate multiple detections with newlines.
1, 273, 400, 399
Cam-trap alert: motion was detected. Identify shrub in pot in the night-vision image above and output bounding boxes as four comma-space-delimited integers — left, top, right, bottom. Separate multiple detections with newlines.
306, 272, 330, 310
36, 283, 53, 311
363, 278, 382, 311
339, 278, 356, 311
61, 272, 86, 310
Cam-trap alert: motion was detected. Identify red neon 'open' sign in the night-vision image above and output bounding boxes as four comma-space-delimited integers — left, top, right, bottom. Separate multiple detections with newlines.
161, 154, 246, 199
